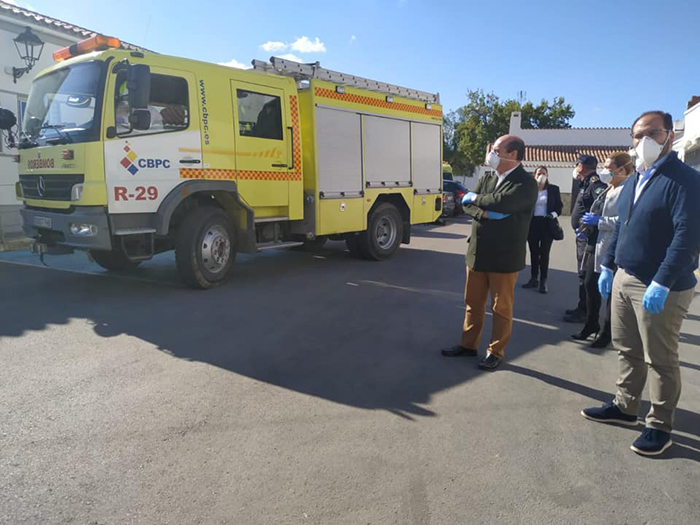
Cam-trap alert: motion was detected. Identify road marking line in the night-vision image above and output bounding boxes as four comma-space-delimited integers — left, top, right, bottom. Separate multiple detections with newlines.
456, 305, 559, 331
0, 259, 178, 287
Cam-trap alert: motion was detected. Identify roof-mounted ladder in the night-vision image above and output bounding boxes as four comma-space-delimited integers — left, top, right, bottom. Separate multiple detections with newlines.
251, 56, 440, 105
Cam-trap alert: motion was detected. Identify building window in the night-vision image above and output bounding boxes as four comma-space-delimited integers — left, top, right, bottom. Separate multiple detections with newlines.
236, 90, 283, 140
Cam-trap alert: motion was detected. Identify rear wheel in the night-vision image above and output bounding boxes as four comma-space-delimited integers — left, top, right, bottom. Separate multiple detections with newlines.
357, 203, 403, 261
175, 207, 236, 289
90, 249, 141, 271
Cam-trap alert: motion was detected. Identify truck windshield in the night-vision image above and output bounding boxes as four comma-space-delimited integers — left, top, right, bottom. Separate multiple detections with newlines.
21, 61, 103, 148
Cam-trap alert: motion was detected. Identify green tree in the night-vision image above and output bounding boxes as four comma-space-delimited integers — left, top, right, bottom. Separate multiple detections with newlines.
443, 90, 575, 176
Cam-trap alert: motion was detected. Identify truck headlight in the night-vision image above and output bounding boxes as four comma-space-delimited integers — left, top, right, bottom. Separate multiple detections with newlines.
70, 184, 84, 201
69, 223, 98, 236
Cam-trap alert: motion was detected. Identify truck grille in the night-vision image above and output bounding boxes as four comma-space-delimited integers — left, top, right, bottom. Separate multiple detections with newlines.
20, 174, 84, 201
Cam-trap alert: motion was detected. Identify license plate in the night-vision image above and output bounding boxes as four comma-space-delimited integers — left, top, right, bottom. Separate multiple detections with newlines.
34, 216, 52, 228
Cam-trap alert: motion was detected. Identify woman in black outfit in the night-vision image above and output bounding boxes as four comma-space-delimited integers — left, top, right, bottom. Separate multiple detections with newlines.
522, 166, 563, 294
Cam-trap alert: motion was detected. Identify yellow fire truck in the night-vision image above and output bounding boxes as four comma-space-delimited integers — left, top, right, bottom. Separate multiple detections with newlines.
15, 35, 444, 288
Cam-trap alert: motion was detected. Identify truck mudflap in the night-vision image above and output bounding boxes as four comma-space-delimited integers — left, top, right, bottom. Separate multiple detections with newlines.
20, 206, 112, 251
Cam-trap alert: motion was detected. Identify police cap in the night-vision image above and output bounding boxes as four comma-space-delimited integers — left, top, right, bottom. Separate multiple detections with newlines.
576, 154, 598, 169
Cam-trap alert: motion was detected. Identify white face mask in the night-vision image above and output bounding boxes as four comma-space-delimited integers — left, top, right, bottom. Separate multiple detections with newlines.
486, 151, 501, 170
599, 169, 613, 184
635, 134, 669, 168
536, 174, 547, 185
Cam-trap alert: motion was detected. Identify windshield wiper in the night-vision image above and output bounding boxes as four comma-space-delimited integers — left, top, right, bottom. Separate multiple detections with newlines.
41, 124, 73, 144
18, 132, 38, 149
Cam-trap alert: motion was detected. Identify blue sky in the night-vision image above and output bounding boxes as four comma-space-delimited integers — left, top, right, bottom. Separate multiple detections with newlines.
10, 0, 700, 128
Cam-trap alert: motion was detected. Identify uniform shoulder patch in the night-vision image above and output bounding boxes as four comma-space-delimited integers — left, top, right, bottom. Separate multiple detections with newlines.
590, 175, 600, 183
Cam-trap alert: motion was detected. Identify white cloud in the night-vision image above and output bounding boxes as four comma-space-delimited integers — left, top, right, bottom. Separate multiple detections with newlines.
261, 41, 288, 53
350, 35, 357, 45
290, 36, 326, 53
218, 58, 251, 69
6, 0, 37, 10
277, 54, 304, 63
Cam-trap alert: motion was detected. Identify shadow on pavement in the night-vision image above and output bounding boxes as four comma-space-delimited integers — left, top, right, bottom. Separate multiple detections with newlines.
507, 363, 700, 463
2, 240, 699, 430
0, 241, 575, 419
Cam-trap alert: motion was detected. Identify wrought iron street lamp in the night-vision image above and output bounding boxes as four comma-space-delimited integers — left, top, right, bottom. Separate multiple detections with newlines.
12, 27, 45, 83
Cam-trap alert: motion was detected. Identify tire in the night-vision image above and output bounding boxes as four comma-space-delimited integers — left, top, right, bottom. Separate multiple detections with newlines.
90, 249, 141, 271
175, 207, 236, 289
357, 203, 404, 261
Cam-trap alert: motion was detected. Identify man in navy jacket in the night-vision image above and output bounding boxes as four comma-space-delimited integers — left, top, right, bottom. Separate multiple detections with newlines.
582, 111, 700, 456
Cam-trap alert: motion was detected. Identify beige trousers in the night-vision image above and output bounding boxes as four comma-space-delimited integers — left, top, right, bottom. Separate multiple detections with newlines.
612, 270, 694, 433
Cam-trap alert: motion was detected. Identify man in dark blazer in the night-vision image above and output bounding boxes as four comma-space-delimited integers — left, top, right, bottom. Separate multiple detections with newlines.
441, 134, 538, 370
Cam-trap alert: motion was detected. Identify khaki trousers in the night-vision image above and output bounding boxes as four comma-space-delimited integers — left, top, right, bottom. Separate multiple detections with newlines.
460, 267, 519, 359
612, 270, 694, 433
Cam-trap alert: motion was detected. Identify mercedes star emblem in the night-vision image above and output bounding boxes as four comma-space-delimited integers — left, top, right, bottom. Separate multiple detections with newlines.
37, 176, 46, 197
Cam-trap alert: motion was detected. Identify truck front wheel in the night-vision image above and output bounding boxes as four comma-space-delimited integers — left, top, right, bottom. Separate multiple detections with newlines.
175, 207, 236, 289
357, 203, 403, 261
90, 249, 141, 271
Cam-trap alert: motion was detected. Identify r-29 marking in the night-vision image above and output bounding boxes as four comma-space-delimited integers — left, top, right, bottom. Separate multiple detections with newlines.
114, 186, 159, 201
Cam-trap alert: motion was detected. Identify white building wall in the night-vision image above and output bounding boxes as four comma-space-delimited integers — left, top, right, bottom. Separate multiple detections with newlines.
674, 102, 700, 168
508, 112, 631, 146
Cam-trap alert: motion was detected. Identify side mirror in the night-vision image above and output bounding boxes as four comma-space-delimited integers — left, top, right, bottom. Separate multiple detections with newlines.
129, 109, 151, 131
0, 108, 17, 131
127, 64, 151, 109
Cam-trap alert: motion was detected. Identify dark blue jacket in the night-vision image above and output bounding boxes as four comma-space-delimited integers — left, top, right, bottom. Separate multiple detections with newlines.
604, 152, 700, 291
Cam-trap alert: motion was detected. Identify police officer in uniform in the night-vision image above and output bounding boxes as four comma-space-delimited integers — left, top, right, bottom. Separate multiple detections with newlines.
565, 154, 607, 323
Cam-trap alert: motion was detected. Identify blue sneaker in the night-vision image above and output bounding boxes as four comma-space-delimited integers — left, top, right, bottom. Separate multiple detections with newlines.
581, 402, 639, 426
631, 428, 673, 456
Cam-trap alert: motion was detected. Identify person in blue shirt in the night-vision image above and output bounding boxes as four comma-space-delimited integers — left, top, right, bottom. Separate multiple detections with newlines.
581, 111, 700, 456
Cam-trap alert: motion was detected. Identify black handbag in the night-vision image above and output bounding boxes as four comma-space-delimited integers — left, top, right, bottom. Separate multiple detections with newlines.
547, 216, 564, 241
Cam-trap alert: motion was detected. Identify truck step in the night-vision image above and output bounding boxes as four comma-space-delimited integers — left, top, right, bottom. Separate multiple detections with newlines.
256, 241, 304, 252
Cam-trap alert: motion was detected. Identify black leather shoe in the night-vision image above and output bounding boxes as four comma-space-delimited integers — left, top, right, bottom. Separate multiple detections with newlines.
522, 278, 538, 289
572, 324, 600, 341
441, 345, 478, 357
478, 353, 501, 371
563, 311, 586, 323
590, 333, 611, 348
565, 307, 583, 316
539, 280, 548, 294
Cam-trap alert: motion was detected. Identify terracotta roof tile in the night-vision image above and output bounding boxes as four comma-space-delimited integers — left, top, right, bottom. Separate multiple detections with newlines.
523, 145, 629, 165
0, 0, 146, 51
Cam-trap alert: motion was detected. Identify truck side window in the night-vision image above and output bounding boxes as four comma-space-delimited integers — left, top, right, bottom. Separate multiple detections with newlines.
115, 73, 189, 136
236, 89, 282, 140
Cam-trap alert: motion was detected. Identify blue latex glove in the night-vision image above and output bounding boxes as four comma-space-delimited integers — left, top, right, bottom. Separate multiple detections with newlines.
598, 267, 614, 300
575, 228, 587, 240
582, 212, 601, 226
462, 192, 478, 205
485, 211, 510, 220
643, 282, 669, 314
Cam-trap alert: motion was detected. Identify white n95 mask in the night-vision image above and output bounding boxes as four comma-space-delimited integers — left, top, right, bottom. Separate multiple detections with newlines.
599, 169, 613, 184
486, 151, 501, 170
635, 134, 669, 168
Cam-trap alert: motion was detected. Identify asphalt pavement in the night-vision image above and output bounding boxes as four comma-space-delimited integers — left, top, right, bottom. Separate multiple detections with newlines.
1, 216, 699, 525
